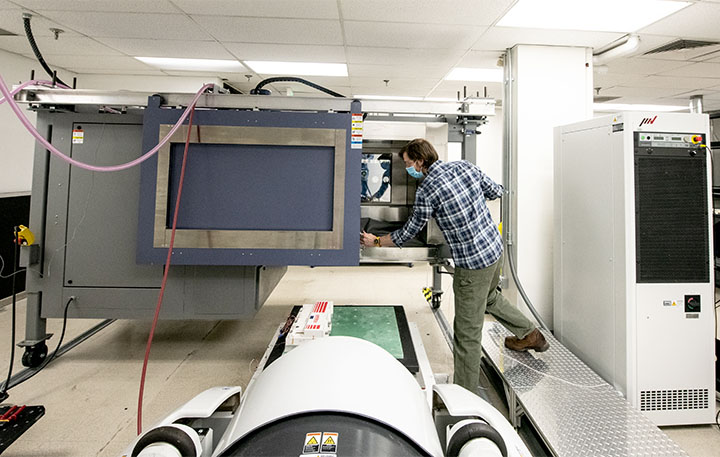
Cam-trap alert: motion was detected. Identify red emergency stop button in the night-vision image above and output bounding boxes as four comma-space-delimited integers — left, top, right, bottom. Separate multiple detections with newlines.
691, 135, 702, 144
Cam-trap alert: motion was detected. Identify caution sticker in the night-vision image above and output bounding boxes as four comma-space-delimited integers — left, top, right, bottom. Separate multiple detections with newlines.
351, 113, 363, 149
321, 432, 338, 453
72, 129, 84, 144
303, 432, 321, 454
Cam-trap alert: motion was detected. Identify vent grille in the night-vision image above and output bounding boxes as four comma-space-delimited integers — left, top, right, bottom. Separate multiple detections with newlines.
635, 152, 709, 283
644, 39, 720, 55
640, 389, 709, 411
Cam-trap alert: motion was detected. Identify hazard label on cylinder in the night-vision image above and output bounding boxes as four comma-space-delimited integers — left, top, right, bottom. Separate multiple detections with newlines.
303, 432, 321, 453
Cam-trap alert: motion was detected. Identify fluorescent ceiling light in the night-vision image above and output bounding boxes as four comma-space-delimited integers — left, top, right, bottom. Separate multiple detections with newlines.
593, 103, 687, 112
135, 57, 244, 72
497, 0, 691, 33
245, 61, 347, 76
445, 68, 503, 82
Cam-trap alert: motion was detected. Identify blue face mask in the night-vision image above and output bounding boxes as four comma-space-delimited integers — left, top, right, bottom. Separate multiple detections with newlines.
406, 166, 424, 179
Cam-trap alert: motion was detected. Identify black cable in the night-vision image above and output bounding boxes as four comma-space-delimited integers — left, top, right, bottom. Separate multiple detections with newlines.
23, 14, 69, 87
0, 228, 20, 402
1, 296, 75, 394
251, 77, 345, 98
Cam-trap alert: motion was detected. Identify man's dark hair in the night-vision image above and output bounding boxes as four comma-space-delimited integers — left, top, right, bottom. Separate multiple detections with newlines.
400, 138, 439, 171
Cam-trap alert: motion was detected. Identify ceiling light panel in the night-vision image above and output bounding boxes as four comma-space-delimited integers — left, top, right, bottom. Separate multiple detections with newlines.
497, 0, 691, 33
446, 68, 504, 82
245, 61, 347, 76
135, 57, 245, 72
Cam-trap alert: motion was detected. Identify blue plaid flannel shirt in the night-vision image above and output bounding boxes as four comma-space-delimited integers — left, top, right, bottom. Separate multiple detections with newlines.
390, 160, 504, 269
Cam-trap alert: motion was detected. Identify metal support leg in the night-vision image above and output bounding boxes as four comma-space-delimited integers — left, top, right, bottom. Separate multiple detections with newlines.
502, 381, 524, 429
431, 264, 443, 309
19, 292, 50, 368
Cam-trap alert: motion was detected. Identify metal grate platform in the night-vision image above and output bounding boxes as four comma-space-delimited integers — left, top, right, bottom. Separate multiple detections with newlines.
482, 322, 688, 457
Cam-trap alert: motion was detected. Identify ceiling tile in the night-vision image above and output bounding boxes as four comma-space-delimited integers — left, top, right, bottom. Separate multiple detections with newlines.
192, 16, 342, 45
0, 9, 80, 37
640, 3, 720, 40
473, 27, 624, 51
600, 85, 688, 98
39, 11, 211, 40
346, 47, 465, 66
592, 73, 647, 88
605, 57, 688, 76
702, 52, 720, 63
348, 63, 449, 79
350, 77, 439, 91
350, 85, 437, 97
0, 0, 19, 10
45, 55, 155, 71
171, 0, 339, 19
670, 88, 720, 99
225, 43, 346, 62
95, 38, 234, 59
344, 21, 485, 49
11, 0, 178, 13
657, 61, 720, 78
600, 95, 688, 106
637, 75, 720, 89
340, 0, 514, 26
456, 50, 504, 67
12, 35, 122, 56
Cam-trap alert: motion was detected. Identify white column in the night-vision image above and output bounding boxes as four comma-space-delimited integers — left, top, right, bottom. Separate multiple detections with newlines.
506, 45, 593, 328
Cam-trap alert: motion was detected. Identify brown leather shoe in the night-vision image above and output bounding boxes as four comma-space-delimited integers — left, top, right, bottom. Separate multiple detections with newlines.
504, 328, 549, 352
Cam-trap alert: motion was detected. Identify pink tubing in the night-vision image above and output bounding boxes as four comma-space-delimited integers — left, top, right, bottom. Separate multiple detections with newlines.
0, 79, 70, 105
0, 74, 215, 172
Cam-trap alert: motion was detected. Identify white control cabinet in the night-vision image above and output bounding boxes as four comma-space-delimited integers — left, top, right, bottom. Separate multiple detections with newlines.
553, 112, 714, 425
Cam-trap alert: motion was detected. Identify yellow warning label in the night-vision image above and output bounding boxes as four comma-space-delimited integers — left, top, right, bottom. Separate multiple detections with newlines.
321, 432, 338, 453
303, 432, 321, 453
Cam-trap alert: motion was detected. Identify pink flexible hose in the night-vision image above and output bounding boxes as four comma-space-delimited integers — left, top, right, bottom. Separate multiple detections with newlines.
0, 74, 214, 172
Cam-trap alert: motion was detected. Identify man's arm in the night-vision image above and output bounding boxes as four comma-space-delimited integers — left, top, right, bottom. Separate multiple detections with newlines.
478, 168, 504, 200
360, 193, 433, 248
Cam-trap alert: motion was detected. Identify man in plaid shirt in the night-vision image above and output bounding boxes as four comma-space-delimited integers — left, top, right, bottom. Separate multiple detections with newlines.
361, 138, 548, 395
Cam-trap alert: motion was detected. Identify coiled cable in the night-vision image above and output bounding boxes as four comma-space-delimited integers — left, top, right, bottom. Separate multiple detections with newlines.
23, 14, 69, 88
251, 76, 345, 98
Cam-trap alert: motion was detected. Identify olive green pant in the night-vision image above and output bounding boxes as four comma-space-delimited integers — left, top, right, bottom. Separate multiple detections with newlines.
452, 255, 535, 394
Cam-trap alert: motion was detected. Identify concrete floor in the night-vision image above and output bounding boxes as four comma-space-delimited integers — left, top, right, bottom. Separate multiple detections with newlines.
0, 263, 718, 456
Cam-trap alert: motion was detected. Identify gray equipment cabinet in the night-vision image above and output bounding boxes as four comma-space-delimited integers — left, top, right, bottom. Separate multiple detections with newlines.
18, 91, 361, 367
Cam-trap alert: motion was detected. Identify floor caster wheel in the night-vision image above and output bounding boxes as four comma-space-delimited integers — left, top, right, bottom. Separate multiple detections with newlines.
22, 343, 48, 368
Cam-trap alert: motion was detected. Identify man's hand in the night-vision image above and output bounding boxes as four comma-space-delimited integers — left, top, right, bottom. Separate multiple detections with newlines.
360, 231, 377, 247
